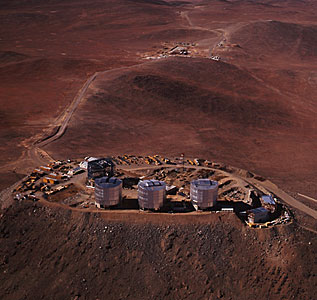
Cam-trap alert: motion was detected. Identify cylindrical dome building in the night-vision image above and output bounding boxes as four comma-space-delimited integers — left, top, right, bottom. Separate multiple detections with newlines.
95, 177, 122, 208
190, 179, 218, 210
138, 180, 166, 210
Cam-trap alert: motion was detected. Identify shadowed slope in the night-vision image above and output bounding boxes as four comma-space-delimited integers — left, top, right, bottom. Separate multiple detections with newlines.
0, 201, 316, 300
229, 21, 317, 63
44, 57, 317, 195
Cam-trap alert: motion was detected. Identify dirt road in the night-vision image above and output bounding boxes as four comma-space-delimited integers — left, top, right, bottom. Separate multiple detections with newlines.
37, 73, 98, 149
298, 193, 317, 203
243, 177, 317, 220
1, 54, 316, 222
122, 164, 317, 220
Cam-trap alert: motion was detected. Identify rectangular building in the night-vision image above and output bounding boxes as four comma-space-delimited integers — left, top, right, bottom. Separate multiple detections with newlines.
247, 207, 269, 223
87, 158, 115, 179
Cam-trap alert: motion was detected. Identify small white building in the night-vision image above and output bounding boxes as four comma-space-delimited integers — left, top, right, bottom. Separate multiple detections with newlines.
169, 46, 188, 55
79, 161, 88, 169
67, 167, 83, 176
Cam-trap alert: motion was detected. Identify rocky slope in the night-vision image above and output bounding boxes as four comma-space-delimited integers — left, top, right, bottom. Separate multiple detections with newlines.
0, 201, 316, 300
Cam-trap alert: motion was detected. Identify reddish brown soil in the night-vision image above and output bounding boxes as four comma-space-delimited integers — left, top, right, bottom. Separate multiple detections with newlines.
0, 0, 184, 187
1, 0, 317, 299
0, 201, 316, 300
45, 56, 317, 198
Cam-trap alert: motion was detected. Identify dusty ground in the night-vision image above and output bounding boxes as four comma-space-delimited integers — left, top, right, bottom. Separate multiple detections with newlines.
0, 201, 316, 300
1, 0, 316, 195
0, 0, 317, 299
45, 56, 317, 198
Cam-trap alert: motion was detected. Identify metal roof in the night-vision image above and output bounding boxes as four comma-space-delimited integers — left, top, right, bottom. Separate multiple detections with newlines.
262, 195, 275, 205
249, 207, 269, 214
87, 157, 99, 162
138, 180, 166, 190
95, 177, 122, 188
191, 179, 218, 189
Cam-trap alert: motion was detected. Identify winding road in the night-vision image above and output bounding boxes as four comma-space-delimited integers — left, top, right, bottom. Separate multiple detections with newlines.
1, 61, 317, 221
0, 72, 99, 209
25, 72, 99, 167
180, 10, 226, 57
243, 177, 317, 220
122, 163, 317, 220
37, 73, 98, 149
0, 8, 316, 222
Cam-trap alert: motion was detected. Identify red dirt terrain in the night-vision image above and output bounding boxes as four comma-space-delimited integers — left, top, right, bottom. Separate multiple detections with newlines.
46, 56, 317, 198
0, 201, 316, 300
0, 0, 317, 299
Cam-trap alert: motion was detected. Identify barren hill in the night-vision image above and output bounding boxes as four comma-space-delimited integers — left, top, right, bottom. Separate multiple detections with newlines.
0, 201, 316, 300
0, 0, 317, 299
229, 20, 317, 63
44, 57, 317, 197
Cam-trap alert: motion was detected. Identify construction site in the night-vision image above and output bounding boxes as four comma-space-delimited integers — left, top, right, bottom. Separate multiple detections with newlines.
1, 0, 317, 299
142, 41, 222, 61
13, 154, 291, 229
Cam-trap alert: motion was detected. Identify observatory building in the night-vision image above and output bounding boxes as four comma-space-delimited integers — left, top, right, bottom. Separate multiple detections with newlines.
95, 177, 122, 208
88, 158, 115, 179
138, 180, 166, 210
247, 207, 269, 223
190, 179, 218, 210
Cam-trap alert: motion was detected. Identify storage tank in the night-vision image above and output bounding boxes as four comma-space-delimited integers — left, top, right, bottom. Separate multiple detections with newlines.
95, 177, 122, 208
138, 180, 166, 210
190, 179, 218, 210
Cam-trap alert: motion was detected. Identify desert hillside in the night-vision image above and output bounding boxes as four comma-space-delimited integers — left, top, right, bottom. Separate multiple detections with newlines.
0, 0, 316, 299
44, 57, 317, 197
0, 201, 316, 300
